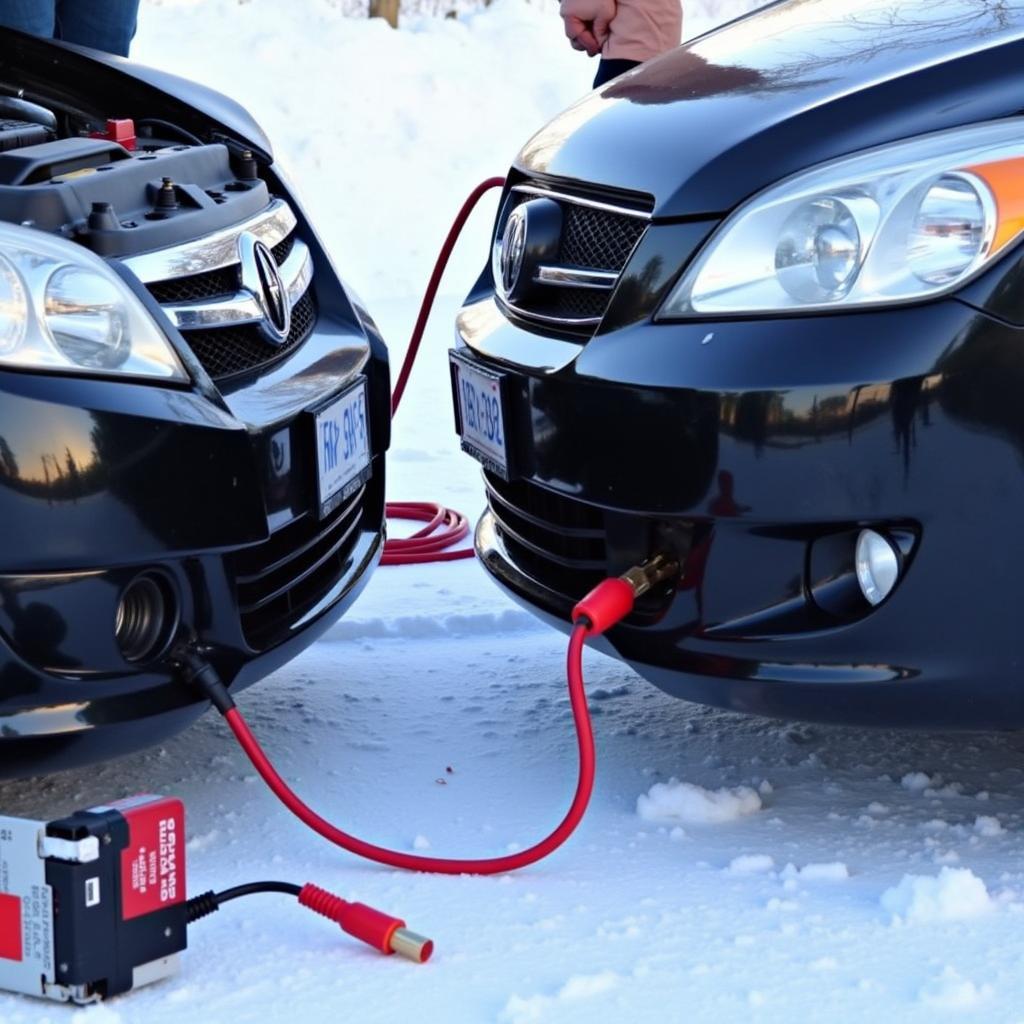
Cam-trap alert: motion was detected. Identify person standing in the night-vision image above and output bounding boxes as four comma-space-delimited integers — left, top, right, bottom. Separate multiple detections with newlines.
559, 0, 682, 87
0, 0, 140, 57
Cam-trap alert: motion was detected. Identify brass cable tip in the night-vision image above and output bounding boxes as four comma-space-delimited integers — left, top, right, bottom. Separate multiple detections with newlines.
390, 927, 435, 963
620, 553, 681, 598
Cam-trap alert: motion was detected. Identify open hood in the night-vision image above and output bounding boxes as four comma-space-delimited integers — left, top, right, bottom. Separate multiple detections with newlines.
0, 27, 273, 157
517, 0, 1024, 218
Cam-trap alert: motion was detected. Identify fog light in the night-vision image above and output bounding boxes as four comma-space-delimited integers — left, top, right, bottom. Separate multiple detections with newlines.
855, 530, 900, 606
115, 573, 177, 663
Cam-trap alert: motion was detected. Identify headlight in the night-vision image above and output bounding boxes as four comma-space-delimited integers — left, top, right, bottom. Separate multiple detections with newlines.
0, 223, 186, 380
658, 119, 1024, 318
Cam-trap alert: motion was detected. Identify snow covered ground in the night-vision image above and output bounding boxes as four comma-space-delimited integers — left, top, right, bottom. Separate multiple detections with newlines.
9, 0, 1024, 1021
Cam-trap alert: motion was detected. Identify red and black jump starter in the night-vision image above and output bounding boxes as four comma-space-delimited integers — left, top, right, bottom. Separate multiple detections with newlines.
0, 795, 186, 1005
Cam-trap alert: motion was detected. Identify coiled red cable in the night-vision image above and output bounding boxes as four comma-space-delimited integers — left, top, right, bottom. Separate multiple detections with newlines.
382, 177, 506, 566
223, 621, 595, 874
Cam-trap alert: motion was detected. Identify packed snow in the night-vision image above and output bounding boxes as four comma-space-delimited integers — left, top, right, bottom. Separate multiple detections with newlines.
7, 0, 1024, 1022
637, 778, 763, 825
880, 868, 994, 924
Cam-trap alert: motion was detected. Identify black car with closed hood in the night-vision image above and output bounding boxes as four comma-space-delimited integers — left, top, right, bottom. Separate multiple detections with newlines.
0, 31, 389, 776
451, 0, 1024, 729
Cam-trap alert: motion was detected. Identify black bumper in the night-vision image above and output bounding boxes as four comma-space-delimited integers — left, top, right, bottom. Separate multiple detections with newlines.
0, 310, 389, 777
456, 292, 1024, 730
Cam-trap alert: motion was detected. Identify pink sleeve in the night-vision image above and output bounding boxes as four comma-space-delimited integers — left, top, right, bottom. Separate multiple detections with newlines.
604, 0, 682, 62
560, 0, 616, 25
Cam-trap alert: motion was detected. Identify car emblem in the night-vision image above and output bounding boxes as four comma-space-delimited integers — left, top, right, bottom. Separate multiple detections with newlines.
239, 231, 291, 344
499, 206, 528, 298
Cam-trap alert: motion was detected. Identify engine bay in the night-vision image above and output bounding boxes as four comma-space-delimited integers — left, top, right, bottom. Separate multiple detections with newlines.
0, 95, 269, 260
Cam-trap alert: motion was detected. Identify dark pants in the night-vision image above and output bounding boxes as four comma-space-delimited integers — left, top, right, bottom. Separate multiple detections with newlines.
593, 58, 641, 88
0, 0, 140, 56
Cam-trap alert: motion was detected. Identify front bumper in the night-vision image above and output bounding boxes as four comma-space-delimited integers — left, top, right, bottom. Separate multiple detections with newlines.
0, 292, 389, 776
457, 292, 1024, 730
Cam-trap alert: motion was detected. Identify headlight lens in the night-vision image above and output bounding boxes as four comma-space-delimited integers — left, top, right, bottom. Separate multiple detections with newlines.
775, 196, 870, 302
906, 175, 987, 285
658, 119, 1024, 318
45, 267, 130, 369
0, 223, 186, 381
0, 253, 27, 356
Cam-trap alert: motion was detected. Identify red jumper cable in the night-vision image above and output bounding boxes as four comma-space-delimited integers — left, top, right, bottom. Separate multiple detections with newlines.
381, 176, 506, 566
179, 556, 677, 877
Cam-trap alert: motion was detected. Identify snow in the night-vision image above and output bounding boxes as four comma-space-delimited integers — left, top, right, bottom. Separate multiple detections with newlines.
637, 778, 763, 825
881, 868, 994, 924
7, 0, 1024, 1021
500, 971, 621, 1024
781, 862, 850, 882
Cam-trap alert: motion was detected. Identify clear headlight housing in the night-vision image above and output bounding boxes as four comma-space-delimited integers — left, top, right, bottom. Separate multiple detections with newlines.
0, 222, 186, 380
658, 119, 1024, 318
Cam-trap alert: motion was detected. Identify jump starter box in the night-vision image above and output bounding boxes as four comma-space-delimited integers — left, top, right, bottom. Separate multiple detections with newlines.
0, 795, 186, 1005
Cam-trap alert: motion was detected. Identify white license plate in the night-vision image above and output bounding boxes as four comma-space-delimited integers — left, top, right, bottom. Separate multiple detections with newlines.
314, 379, 371, 516
450, 353, 509, 478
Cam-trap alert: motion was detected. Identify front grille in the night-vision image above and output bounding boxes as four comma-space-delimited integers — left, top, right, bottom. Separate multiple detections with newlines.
147, 267, 238, 304
142, 219, 315, 383
183, 291, 316, 382
559, 203, 648, 272
501, 185, 651, 333
485, 472, 608, 595
230, 484, 366, 651
146, 229, 293, 306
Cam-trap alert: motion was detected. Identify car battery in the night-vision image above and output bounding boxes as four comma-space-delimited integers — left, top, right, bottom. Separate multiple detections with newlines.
0, 795, 186, 1005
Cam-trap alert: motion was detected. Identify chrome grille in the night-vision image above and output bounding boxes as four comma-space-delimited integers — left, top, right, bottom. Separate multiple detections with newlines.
122, 199, 316, 383
496, 185, 651, 333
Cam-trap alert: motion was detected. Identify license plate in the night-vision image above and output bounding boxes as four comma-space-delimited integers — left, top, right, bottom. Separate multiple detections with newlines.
450, 351, 510, 479
314, 379, 371, 517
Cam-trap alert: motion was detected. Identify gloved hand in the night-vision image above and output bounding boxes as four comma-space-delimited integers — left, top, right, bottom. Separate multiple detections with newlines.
559, 0, 616, 57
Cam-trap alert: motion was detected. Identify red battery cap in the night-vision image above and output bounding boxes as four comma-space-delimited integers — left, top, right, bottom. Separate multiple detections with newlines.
90, 118, 136, 151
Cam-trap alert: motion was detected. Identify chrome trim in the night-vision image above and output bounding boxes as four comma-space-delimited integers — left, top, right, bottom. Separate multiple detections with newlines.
510, 184, 651, 220
122, 199, 297, 284
240, 232, 291, 343
161, 238, 312, 331
534, 265, 617, 290
496, 294, 601, 328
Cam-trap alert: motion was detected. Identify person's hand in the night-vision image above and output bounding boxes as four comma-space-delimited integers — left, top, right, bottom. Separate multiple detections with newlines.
559, 0, 615, 58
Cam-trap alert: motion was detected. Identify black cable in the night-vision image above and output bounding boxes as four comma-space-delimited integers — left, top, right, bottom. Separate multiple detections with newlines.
186, 880, 302, 924
136, 117, 205, 146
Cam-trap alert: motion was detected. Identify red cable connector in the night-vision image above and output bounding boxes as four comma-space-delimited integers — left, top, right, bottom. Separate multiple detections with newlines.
299, 884, 434, 963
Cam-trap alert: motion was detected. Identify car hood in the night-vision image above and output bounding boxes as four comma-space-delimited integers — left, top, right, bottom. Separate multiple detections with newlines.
0, 27, 273, 156
517, 0, 1024, 218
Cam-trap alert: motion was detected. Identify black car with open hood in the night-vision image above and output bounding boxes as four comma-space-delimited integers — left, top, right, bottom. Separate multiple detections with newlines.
0, 31, 390, 776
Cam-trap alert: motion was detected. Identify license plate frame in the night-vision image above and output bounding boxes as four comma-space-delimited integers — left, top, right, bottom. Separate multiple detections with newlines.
449, 350, 512, 480
312, 377, 372, 519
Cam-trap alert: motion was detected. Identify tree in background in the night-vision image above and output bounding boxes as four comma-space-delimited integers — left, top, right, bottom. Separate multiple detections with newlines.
370, 0, 400, 27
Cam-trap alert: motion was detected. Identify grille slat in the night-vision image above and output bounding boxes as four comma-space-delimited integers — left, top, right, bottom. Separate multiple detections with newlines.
238, 509, 363, 614
485, 473, 608, 589
230, 486, 366, 650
